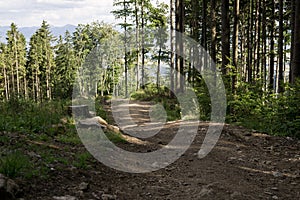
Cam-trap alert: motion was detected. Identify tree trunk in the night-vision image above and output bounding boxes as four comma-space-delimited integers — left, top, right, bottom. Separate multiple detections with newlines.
269, 1, 275, 90
210, 0, 217, 63
135, 0, 140, 90
262, 0, 267, 90
221, 0, 230, 75
175, 0, 185, 93
141, 0, 145, 88
202, 0, 207, 67
278, 0, 284, 93
247, 0, 254, 83
170, 0, 175, 96
291, 0, 300, 83
232, 0, 240, 93
124, 0, 129, 97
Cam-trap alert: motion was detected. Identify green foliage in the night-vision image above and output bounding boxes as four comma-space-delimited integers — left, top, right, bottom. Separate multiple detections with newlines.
0, 151, 30, 178
0, 99, 69, 136
73, 152, 92, 169
227, 80, 300, 138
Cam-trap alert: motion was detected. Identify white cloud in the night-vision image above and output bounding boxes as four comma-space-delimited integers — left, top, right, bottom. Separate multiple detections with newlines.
0, 0, 118, 27
0, 0, 169, 27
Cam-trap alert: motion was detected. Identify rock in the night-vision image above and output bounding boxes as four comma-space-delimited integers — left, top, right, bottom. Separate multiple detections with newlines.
79, 182, 89, 192
272, 171, 283, 178
199, 185, 213, 197
272, 195, 279, 199
230, 191, 242, 198
0, 173, 19, 200
53, 195, 77, 200
101, 194, 116, 200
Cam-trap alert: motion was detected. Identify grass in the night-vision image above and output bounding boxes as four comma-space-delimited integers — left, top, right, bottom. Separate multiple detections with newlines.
0, 151, 31, 178
0, 98, 127, 181
73, 152, 92, 169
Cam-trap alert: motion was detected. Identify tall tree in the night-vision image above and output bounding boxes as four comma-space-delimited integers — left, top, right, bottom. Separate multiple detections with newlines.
221, 0, 230, 76
0, 43, 9, 100
232, 0, 240, 93
291, 0, 300, 83
278, 0, 284, 92
175, 0, 185, 93
27, 21, 55, 101
54, 31, 76, 99
112, 0, 133, 97
210, 0, 217, 63
6, 23, 27, 98
170, 0, 175, 95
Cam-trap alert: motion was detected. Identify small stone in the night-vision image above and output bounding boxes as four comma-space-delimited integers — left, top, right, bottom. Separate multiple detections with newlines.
272, 195, 279, 199
272, 171, 283, 178
79, 182, 89, 191
53, 195, 77, 200
199, 187, 213, 197
265, 161, 272, 165
271, 187, 278, 191
264, 191, 273, 195
101, 194, 116, 200
230, 191, 241, 198
0, 173, 19, 200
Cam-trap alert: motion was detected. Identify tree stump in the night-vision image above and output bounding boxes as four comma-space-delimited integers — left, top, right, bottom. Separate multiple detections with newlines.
68, 105, 90, 118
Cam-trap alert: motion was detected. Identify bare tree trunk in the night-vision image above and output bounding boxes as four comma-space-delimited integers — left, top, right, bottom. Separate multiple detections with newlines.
262, 0, 267, 90
269, 0, 275, 90
135, 0, 140, 90
291, 0, 300, 83
175, 0, 185, 93
210, 0, 217, 63
141, 0, 145, 88
278, 0, 284, 93
202, 0, 207, 67
170, 0, 175, 96
232, 0, 240, 93
3, 66, 8, 100
221, 0, 230, 76
247, 0, 254, 83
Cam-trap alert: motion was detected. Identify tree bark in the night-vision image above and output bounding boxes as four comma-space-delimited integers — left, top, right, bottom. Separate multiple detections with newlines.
278, 0, 284, 93
170, 0, 175, 96
291, 0, 300, 83
175, 0, 185, 93
232, 0, 240, 93
221, 0, 230, 75
210, 0, 217, 63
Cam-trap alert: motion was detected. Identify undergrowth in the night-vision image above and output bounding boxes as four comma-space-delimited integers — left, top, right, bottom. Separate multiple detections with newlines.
227, 80, 300, 139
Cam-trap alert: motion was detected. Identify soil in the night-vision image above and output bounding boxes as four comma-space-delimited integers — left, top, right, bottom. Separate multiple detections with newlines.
13, 100, 300, 199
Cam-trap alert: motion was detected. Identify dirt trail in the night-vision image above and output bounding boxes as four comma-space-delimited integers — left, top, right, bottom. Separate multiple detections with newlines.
22, 100, 300, 199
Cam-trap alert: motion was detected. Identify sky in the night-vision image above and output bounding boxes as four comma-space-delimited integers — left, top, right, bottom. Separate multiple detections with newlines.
0, 0, 118, 27
0, 0, 169, 27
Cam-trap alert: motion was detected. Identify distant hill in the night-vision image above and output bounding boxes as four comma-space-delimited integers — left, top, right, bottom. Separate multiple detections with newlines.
0, 24, 77, 43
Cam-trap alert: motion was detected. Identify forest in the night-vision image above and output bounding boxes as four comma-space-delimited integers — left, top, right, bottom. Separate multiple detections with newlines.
0, 0, 299, 137
0, 0, 299, 199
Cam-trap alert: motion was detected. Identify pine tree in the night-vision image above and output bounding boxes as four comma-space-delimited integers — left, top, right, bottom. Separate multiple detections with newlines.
54, 31, 76, 99
5, 23, 27, 98
27, 21, 55, 101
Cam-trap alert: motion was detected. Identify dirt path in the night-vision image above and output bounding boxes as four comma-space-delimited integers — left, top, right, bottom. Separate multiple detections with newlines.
21, 100, 300, 199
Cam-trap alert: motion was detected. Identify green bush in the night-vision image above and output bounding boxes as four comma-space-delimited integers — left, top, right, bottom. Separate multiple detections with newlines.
227, 80, 300, 138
